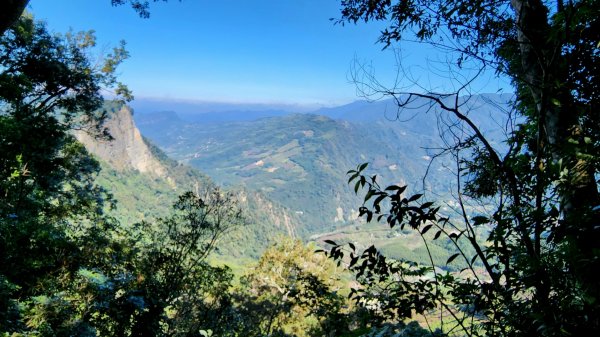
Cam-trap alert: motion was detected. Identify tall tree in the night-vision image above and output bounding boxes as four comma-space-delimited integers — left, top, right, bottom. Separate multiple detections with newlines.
73, 188, 245, 337
325, 0, 600, 336
235, 237, 350, 337
0, 15, 131, 334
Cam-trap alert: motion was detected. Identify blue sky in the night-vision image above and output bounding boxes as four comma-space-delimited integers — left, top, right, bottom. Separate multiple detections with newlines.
28, 0, 510, 107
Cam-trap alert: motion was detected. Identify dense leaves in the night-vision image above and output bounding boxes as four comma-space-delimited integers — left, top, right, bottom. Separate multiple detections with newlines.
234, 238, 351, 337
0, 16, 130, 334
326, 0, 600, 336
96, 189, 244, 336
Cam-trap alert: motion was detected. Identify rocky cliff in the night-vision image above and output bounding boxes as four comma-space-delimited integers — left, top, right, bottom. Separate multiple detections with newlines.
75, 102, 302, 258
75, 105, 168, 178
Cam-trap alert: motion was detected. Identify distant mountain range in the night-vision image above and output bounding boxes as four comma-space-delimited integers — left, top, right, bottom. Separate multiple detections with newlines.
75, 94, 512, 265
134, 93, 513, 236
130, 97, 315, 123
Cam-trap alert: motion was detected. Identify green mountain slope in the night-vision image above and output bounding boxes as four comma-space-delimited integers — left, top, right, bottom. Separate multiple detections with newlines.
135, 94, 512, 255
76, 103, 302, 259
136, 111, 453, 235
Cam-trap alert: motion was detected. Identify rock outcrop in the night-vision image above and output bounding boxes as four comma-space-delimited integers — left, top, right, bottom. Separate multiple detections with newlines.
75, 105, 167, 178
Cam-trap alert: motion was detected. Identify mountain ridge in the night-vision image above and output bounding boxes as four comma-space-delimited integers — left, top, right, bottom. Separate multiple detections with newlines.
74, 104, 168, 178
135, 93, 512, 237
76, 102, 304, 258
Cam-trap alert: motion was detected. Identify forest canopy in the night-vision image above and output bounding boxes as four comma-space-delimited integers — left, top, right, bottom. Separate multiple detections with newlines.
1, 1, 599, 336
323, 0, 600, 336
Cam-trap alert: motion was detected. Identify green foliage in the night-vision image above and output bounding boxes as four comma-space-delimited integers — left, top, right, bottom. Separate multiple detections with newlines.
0, 15, 130, 334
88, 189, 244, 336
327, 1, 600, 336
0, 14, 131, 132
360, 321, 441, 337
234, 237, 353, 337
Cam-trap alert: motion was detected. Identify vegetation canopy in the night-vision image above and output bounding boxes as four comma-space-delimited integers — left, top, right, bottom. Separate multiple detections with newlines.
323, 0, 600, 336
1, 1, 599, 336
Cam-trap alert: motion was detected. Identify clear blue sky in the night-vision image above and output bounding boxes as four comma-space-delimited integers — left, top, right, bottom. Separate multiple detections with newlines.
28, 0, 509, 107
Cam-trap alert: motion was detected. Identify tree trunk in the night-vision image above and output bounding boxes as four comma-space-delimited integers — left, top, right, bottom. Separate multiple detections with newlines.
511, 0, 598, 225
511, 0, 600, 330
0, 0, 29, 36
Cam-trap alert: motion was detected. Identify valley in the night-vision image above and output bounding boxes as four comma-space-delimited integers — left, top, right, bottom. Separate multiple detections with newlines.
130, 94, 510, 263
134, 100, 447, 234
3, 0, 595, 334
75, 103, 303, 259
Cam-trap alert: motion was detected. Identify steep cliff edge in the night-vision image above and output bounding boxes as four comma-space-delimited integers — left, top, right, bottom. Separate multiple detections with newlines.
75, 105, 167, 178
75, 102, 303, 258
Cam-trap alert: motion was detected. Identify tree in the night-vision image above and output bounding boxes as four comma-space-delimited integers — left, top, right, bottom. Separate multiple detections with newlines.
75, 188, 245, 337
124, 189, 245, 336
324, 0, 599, 336
235, 237, 351, 337
0, 14, 131, 334
0, 13, 131, 238
0, 0, 180, 36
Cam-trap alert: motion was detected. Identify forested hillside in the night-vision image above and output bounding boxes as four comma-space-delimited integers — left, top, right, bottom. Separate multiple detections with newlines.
2, 0, 599, 336
77, 103, 303, 258
135, 108, 441, 232
135, 94, 510, 236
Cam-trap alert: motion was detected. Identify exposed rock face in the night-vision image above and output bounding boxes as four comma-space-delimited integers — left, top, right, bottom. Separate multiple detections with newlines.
75, 105, 167, 178
238, 189, 300, 238
76, 104, 303, 256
